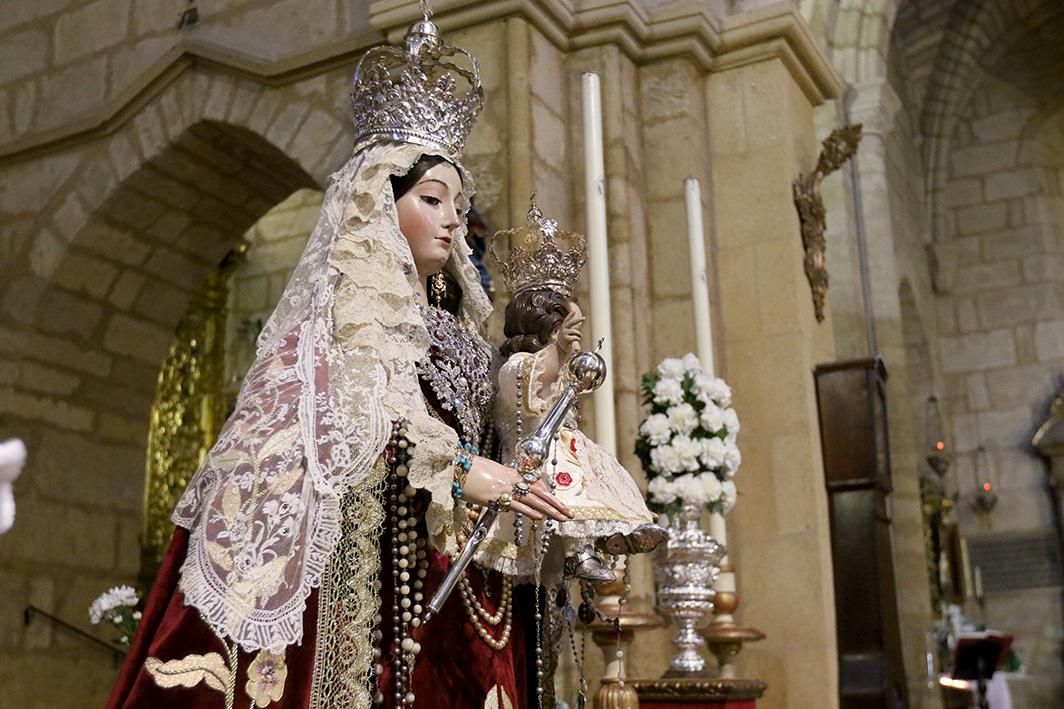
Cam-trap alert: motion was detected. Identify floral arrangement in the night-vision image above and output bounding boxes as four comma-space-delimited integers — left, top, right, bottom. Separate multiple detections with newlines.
89, 585, 142, 646
635, 353, 741, 518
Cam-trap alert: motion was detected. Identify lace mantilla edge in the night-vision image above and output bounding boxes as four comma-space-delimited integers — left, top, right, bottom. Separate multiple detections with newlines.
173, 143, 490, 653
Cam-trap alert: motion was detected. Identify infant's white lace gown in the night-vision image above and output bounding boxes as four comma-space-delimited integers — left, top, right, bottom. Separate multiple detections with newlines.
474, 342, 655, 582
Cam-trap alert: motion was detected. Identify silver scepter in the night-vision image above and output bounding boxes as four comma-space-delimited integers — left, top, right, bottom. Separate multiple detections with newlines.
425, 346, 608, 620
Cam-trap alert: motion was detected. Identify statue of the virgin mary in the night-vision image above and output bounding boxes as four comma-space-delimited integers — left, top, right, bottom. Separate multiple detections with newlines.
107, 9, 571, 709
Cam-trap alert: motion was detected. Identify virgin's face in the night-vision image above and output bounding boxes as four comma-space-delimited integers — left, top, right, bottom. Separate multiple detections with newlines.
555, 300, 585, 355
395, 162, 464, 279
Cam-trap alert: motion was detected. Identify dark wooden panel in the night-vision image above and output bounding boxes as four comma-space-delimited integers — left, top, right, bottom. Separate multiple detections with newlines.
815, 357, 909, 709
814, 358, 890, 489
830, 490, 884, 651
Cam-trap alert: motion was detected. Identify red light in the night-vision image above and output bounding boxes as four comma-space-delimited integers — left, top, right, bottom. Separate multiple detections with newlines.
982, 482, 992, 492
935, 441, 945, 451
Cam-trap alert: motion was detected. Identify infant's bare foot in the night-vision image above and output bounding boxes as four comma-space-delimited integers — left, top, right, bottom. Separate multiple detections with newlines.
597, 524, 669, 556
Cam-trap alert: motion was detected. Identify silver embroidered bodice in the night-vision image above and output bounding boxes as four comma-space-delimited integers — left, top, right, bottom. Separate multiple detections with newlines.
416, 304, 494, 442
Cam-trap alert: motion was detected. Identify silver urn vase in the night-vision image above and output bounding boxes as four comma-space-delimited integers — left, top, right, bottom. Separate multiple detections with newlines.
654, 502, 726, 676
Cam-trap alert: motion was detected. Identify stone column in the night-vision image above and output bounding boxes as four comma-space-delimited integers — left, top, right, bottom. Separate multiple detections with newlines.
843, 79, 938, 706
706, 9, 842, 708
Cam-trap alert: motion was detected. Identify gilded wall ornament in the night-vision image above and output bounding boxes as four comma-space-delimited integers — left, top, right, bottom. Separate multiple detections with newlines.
792, 124, 863, 322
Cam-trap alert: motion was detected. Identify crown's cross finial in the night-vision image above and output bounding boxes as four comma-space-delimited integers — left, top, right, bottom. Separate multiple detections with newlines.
405, 0, 441, 62
527, 193, 557, 238
528, 192, 541, 219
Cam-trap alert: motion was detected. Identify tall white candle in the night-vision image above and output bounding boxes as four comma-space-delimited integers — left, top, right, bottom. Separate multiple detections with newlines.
582, 72, 617, 456
684, 177, 715, 377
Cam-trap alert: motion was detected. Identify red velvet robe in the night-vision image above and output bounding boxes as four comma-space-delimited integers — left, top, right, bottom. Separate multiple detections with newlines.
108, 482, 529, 708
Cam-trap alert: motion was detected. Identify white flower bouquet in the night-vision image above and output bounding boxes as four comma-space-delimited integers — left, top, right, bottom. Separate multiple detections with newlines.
635, 353, 741, 517
89, 585, 142, 646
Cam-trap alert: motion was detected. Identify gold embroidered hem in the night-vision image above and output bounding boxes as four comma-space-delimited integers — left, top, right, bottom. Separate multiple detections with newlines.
309, 457, 388, 708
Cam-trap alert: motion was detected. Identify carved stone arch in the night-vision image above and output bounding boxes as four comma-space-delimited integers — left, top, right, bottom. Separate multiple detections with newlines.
13, 68, 349, 274
12, 116, 317, 355
2, 52, 363, 379
918, 1, 1064, 240
1, 110, 320, 577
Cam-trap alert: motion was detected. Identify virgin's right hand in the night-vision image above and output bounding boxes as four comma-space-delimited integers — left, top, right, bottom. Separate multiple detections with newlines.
463, 456, 574, 523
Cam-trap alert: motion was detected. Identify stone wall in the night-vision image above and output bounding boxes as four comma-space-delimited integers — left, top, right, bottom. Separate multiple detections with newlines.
935, 81, 1062, 529
932, 79, 1064, 706
0, 0, 372, 145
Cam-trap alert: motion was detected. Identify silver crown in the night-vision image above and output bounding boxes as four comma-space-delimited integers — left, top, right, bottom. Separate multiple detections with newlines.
490, 195, 588, 298
350, 2, 483, 158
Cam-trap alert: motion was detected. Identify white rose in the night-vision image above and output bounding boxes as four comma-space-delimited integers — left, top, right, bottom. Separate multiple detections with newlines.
681, 353, 702, 374
672, 435, 703, 472
693, 375, 731, 406
724, 444, 742, 476
640, 413, 673, 446
723, 408, 740, 435
700, 437, 727, 469
706, 378, 733, 407
648, 476, 678, 504
673, 473, 704, 504
699, 402, 725, 434
721, 480, 737, 513
701, 473, 722, 501
692, 373, 715, 399
652, 378, 684, 406
657, 357, 686, 381
667, 403, 699, 435
650, 444, 683, 475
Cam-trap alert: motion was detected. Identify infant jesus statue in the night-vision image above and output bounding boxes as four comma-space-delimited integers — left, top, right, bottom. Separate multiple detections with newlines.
476, 196, 667, 583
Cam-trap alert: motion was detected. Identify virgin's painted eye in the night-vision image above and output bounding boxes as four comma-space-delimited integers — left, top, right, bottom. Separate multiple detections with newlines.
421, 195, 442, 206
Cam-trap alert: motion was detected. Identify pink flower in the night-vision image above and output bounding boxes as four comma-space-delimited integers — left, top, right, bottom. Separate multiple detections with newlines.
246, 650, 287, 707
556, 472, 573, 487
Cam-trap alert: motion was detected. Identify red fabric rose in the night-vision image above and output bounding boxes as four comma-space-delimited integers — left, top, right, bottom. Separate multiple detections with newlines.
556, 472, 573, 487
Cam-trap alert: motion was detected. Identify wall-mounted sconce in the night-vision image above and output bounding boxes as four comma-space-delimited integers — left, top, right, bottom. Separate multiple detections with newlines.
970, 446, 998, 518
925, 396, 952, 482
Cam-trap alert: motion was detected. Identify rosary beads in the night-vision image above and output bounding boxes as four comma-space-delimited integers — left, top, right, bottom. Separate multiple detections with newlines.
374, 420, 429, 707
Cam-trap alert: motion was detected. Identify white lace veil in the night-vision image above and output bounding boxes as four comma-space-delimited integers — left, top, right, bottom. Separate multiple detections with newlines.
172, 141, 491, 652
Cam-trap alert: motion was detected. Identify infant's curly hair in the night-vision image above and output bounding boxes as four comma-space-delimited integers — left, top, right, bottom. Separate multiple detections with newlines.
500, 289, 571, 358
